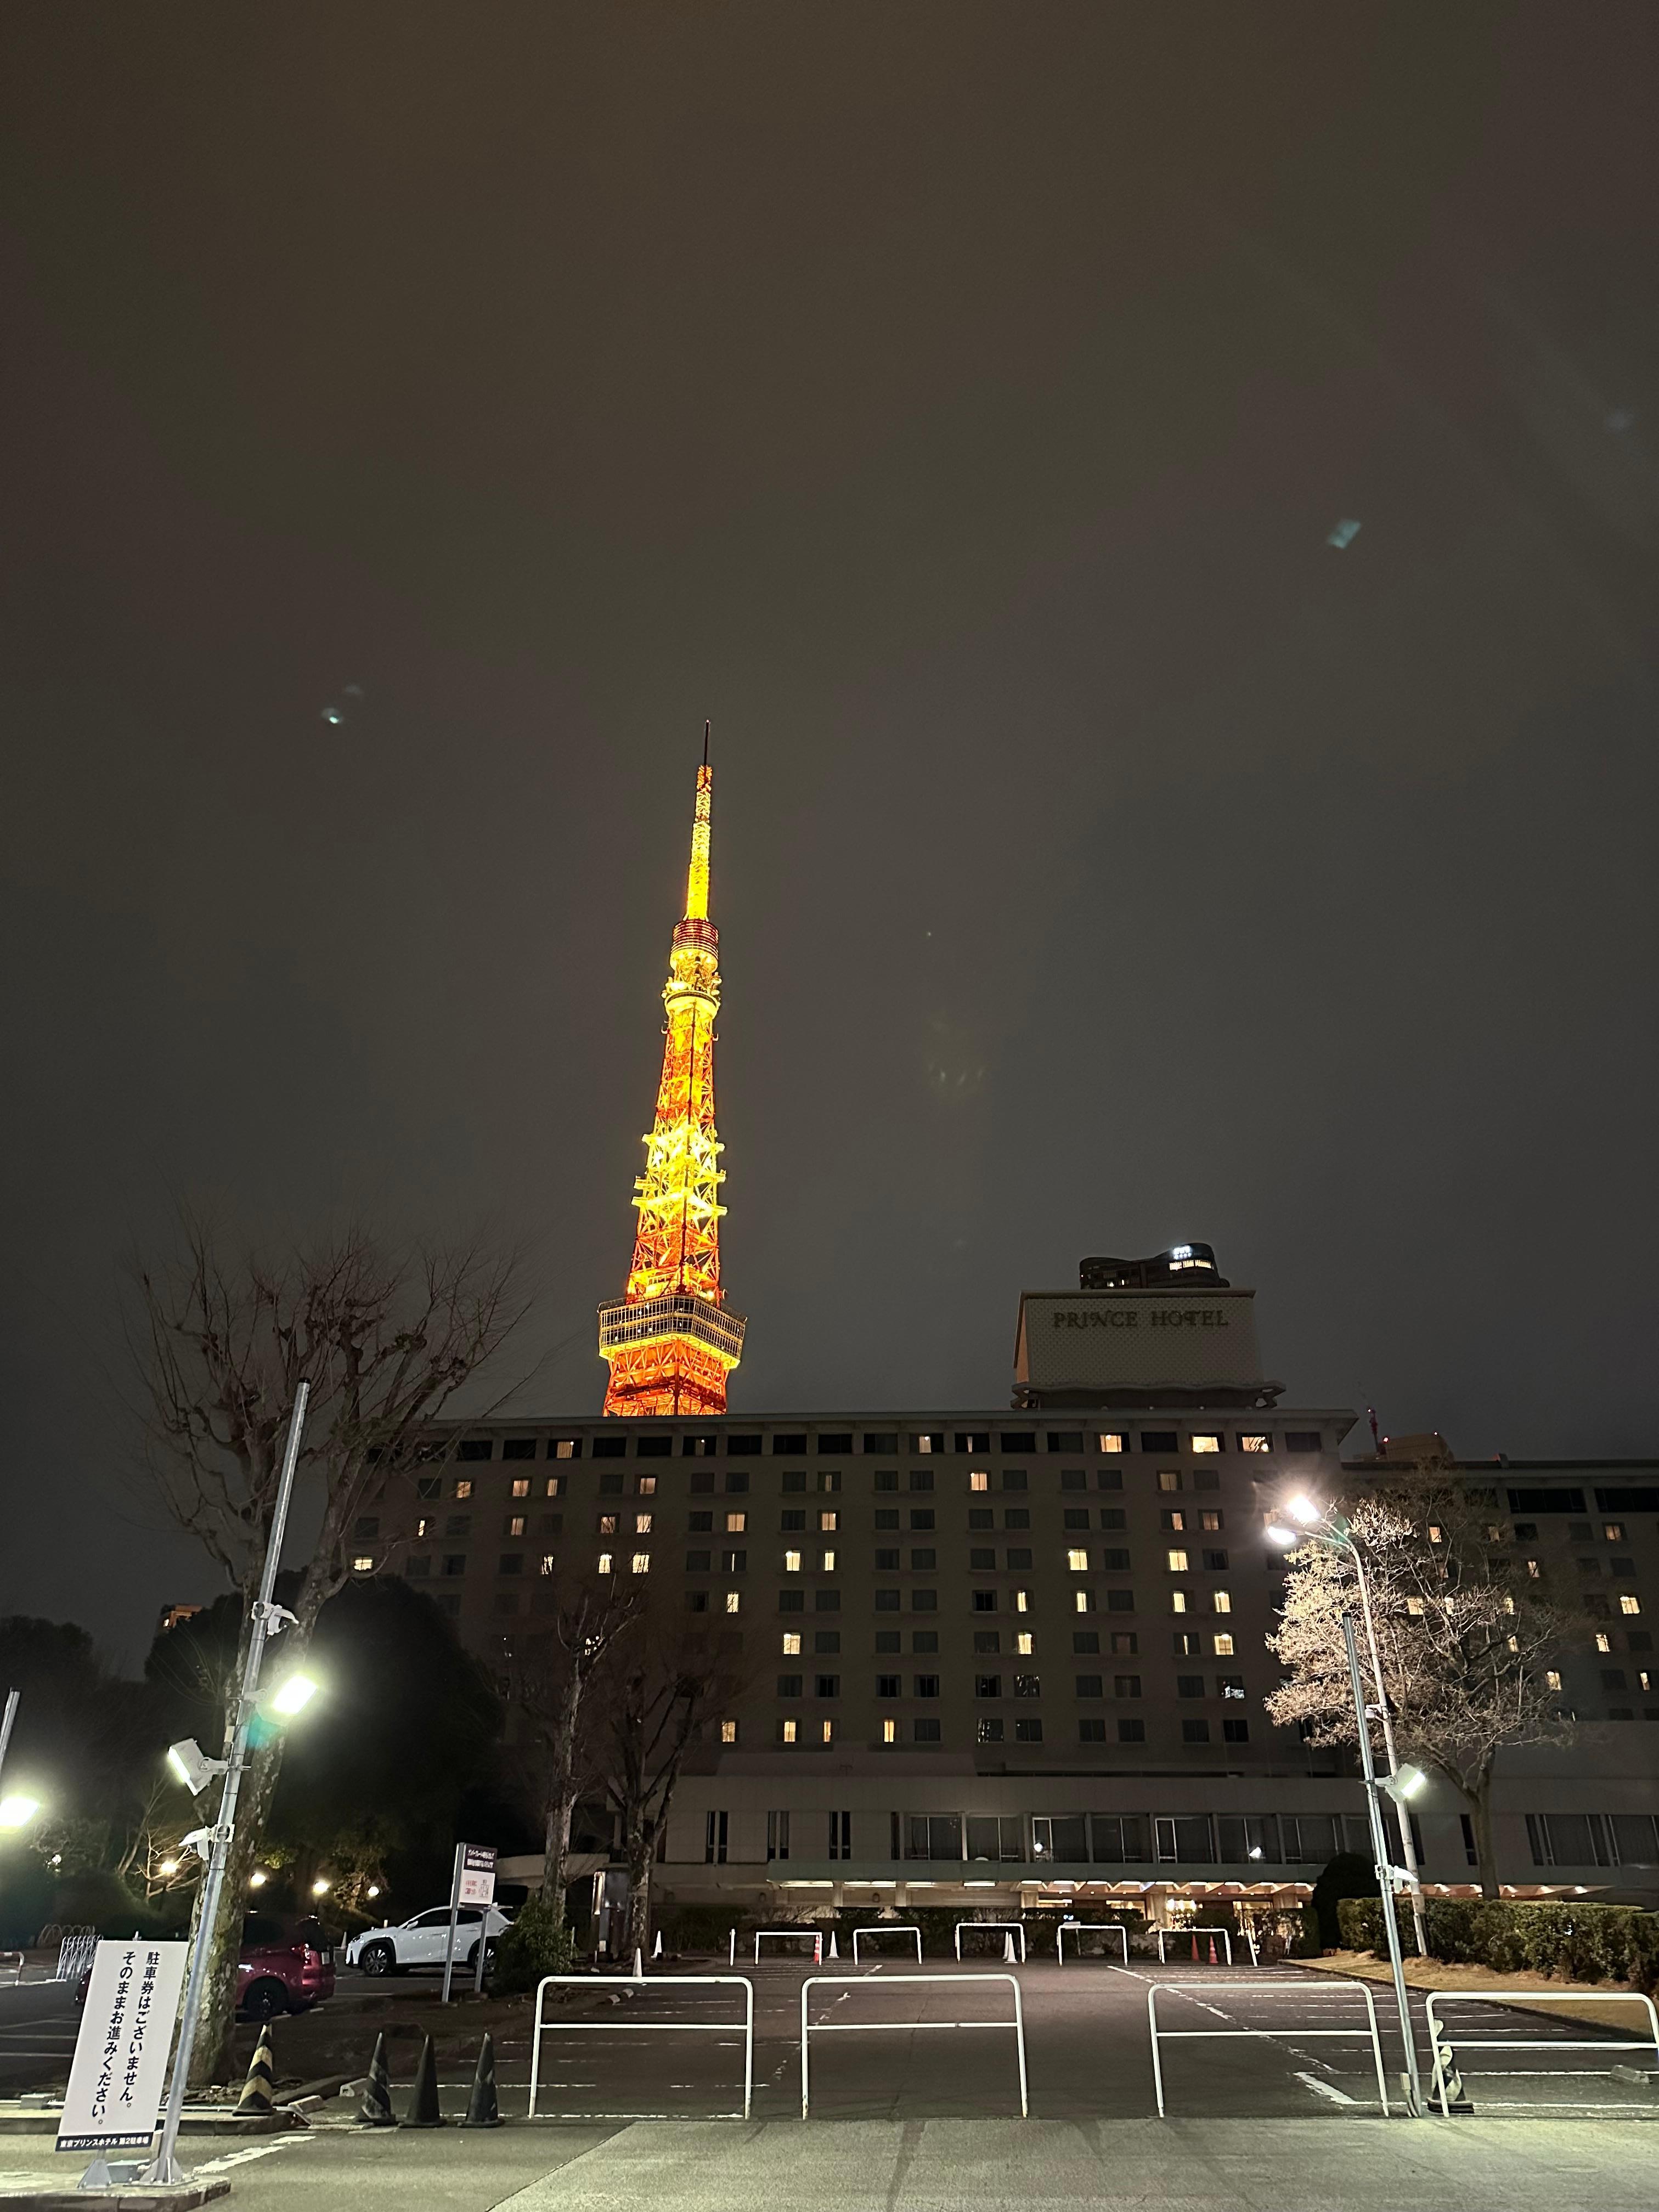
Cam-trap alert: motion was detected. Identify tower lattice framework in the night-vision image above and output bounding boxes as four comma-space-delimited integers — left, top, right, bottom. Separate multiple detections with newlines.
598, 735, 746, 1416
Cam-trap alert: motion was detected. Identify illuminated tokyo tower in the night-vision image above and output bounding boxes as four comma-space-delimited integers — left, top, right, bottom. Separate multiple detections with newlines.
597, 727, 746, 1417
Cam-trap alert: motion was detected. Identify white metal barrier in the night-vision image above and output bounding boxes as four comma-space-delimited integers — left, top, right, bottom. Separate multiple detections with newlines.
1156, 1924, 1233, 1966
852, 1925, 922, 1965
1424, 1989, 1659, 2114
800, 1973, 1028, 2118
954, 1920, 1026, 1961
1147, 1979, 1390, 2118
755, 1927, 823, 1964
1057, 1920, 1128, 1965
54, 1930, 97, 1983
0, 1951, 23, 1985
529, 1973, 754, 2119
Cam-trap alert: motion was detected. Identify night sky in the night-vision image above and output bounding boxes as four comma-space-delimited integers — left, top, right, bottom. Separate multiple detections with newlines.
3, 7, 1656, 1657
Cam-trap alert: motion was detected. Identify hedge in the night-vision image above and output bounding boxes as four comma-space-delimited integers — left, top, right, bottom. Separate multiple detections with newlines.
1338, 1895, 1659, 1993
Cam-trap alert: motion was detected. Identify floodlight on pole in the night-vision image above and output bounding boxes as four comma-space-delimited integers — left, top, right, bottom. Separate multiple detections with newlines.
1286, 1494, 1323, 1526
166, 1740, 228, 1796
269, 1674, 319, 1717
0, 1793, 42, 1830
1266, 1523, 1300, 1548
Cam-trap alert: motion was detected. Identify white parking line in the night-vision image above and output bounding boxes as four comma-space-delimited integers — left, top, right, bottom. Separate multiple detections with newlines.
193, 2135, 319, 2176
1295, 2070, 1357, 2106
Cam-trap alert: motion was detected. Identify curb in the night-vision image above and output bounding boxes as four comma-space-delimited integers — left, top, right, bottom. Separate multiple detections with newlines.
0, 2185, 230, 2210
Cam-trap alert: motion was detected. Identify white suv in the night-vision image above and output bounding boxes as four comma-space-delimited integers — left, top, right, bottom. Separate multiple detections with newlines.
345, 1904, 513, 1977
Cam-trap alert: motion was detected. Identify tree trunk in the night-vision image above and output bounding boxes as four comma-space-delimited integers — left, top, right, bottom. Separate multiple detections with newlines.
622, 1810, 654, 1963
1471, 1781, 1500, 1901
541, 1670, 584, 1930
190, 1731, 286, 2086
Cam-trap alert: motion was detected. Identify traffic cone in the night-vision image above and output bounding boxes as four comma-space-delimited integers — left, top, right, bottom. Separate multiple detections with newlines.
357, 2032, 395, 2126
652, 1929, 663, 1960
459, 2034, 501, 2128
234, 2023, 275, 2118
400, 2034, 445, 2128
828, 1932, 839, 1960
1003, 1932, 1017, 1964
631, 1946, 644, 1978
1207, 1936, 1218, 1966
1191, 1934, 1199, 1962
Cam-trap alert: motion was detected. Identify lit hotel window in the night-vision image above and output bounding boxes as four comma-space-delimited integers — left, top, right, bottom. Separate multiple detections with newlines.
511, 1479, 531, 1499
1016, 1632, 1034, 1656
1238, 1435, 1270, 1453
720, 1720, 738, 1745
1605, 1523, 1626, 1543
599, 1514, 618, 1536
822, 1720, 834, 1745
1171, 1592, 1189, 1615
1158, 1471, 1181, 1493
351, 1554, 374, 1572
1167, 1549, 1189, 1573
1595, 1632, 1611, 1652
1074, 1592, 1091, 1613
1213, 1633, 1234, 1656
635, 1513, 652, 1533
508, 1516, 526, 1537
970, 1471, 990, 1493
1098, 1434, 1124, 1454
785, 1550, 802, 1572
637, 1475, 656, 1496
1546, 1670, 1562, 1690
1405, 1596, 1425, 1616
782, 1632, 802, 1655
725, 1592, 742, 1614
1067, 1549, 1089, 1572
820, 1510, 839, 1531
1621, 1595, 1643, 1616
726, 1511, 746, 1533
1015, 1590, 1030, 1613
545, 1476, 563, 1498
822, 1549, 837, 1572
631, 1553, 651, 1575
782, 1719, 798, 1743
539, 1554, 556, 1576
882, 1719, 897, 1743
1191, 1435, 1221, 1454
597, 1553, 613, 1575
554, 1438, 578, 1459
1212, 1590, 1232, 1614
454, 1480, 473, 1500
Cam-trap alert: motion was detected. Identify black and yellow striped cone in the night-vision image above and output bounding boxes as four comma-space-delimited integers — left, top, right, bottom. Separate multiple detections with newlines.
357, 2032, 395, 2127
459, 2033, 501, 2128
400, 2033, 446, 2128
234, 2023, 275, 2118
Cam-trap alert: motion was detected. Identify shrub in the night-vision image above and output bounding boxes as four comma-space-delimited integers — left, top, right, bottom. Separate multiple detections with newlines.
656, 1904, 740, 1955
490, 1887, 578, 1994
1311, 1854, 1381, 1950
1337, 1894, 1659, 1992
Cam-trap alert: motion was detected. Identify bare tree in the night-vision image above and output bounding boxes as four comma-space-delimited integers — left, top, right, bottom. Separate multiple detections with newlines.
595, 1593, 747, 1962
1266, 1463, 1579, 1897
504, 1571, 642, 1927
131, 1212, 528, 2081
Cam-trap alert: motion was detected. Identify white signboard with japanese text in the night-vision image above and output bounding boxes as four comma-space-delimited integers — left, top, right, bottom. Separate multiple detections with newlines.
56, 1940, 188, 2154
458, 1842, 497, 1906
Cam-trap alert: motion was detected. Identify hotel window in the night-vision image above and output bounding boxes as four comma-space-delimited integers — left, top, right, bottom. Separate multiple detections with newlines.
1200, 1510, 1223, 1532
454, 1479, 473, 1500
1067, 1548, 1089, 1571
726, 1511, 746, 1533
552, 1438, 579, 1460
506, 1515, 526, 1537
725, 1592, 741, 1613
781, 1509, 805, 1532
882, 1719, 898, 1743
784, 1550, 802, 1572
1098, 1434, 1124, 1453
351, 1554, 374, 1572
820, 1509, 839, 1531
539, 1554, 556, 1576
631, 1553, 651, 1575
822, 1549, 838, 1571
970, 1470, 990, 1492
1405, 1596, 1425, 1616
782, 1632, 801, 1655
1546, 1669, 1562, 1690
1183, 1719, 1211, 1744
1605, 1523, 1627, 1543
1161, 1510, 1186, 1534
822, 1719, 836, 1744
1118, 1717, 1146, 1742
972, 1590, 997, 1611
598, 1514, 618, 1536
1015, 1632, 1034, 1656
977, 1717, 1004, 1743
975, 1673, 1002, 1698
1166, 1549, 1189, 1573
1158, 1471, 1182, 1492
1622, 1595, 1643, 1616
1114, 1674, 1142, 1698
597, 1553, 613, 1574
510, 1478, 531, 1499
1074, 1591, 1094, 1613
1203, 1549, 1228, 1570
1014, 1590, 1031, 1612
1596, 1632, 1612, 1652
1212, 1632, 1234, 1655
1171, 1591, 1189, 1614
720, 1719, 738, 1745
1063, 1508, 1090, 1531
780, 1718, 798, 1743
877, 1674, 900, 1699
1526, 1559, 1541, 1578
1014, 1718, 1042, 1743
704, 1812, 727, 1864
1212, 1590, 1232, 1614
1190, 1435, 1221, 1454
636, 1475, 656, 1496
635, 1513, 653, 1533
913, 1433, 939, 1454
1238, 1434, 1271, 1453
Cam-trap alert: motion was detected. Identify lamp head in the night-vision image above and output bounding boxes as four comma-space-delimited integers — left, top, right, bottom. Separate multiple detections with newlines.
0, 1793, 42, 1831
1266, 1523, 1300, 1548
1286, 1495, 1323, 1527
1384, 1763, 1428, 1804
166, 1739, 227, 1796
269, 1673, 319, 1717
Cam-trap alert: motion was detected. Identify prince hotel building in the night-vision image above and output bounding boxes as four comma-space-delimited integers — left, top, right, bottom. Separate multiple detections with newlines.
377, 1245, 1659, 1925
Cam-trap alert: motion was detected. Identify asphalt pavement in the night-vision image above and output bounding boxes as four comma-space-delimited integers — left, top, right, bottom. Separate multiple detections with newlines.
0, 1984, 79, 2096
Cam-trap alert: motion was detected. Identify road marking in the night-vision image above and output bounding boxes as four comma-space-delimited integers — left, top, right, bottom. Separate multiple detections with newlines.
1295, 2070, 1358, 2106
193, 2135, 318, 2175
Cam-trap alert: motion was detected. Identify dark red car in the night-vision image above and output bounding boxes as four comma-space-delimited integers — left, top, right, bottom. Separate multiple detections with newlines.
237, 1912, 335, 2020
79, 1912, 336, 2022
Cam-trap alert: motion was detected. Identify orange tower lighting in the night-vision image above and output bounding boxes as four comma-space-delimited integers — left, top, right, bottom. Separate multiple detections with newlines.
598, 727, 746, 1417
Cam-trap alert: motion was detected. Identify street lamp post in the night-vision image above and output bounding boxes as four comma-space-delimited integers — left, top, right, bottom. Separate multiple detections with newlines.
1342, 1612, 1426, 2116
138, 1381, 311, 2187
1280, 1501, 1429, 1957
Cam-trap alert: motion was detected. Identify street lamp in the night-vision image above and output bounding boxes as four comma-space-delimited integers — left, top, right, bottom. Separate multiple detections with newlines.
1267, 1497, 1429, 1954
0, 1793, 42, 1831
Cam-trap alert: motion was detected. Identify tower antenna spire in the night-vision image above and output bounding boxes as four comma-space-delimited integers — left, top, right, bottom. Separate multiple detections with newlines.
597, 736, 746, 1417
